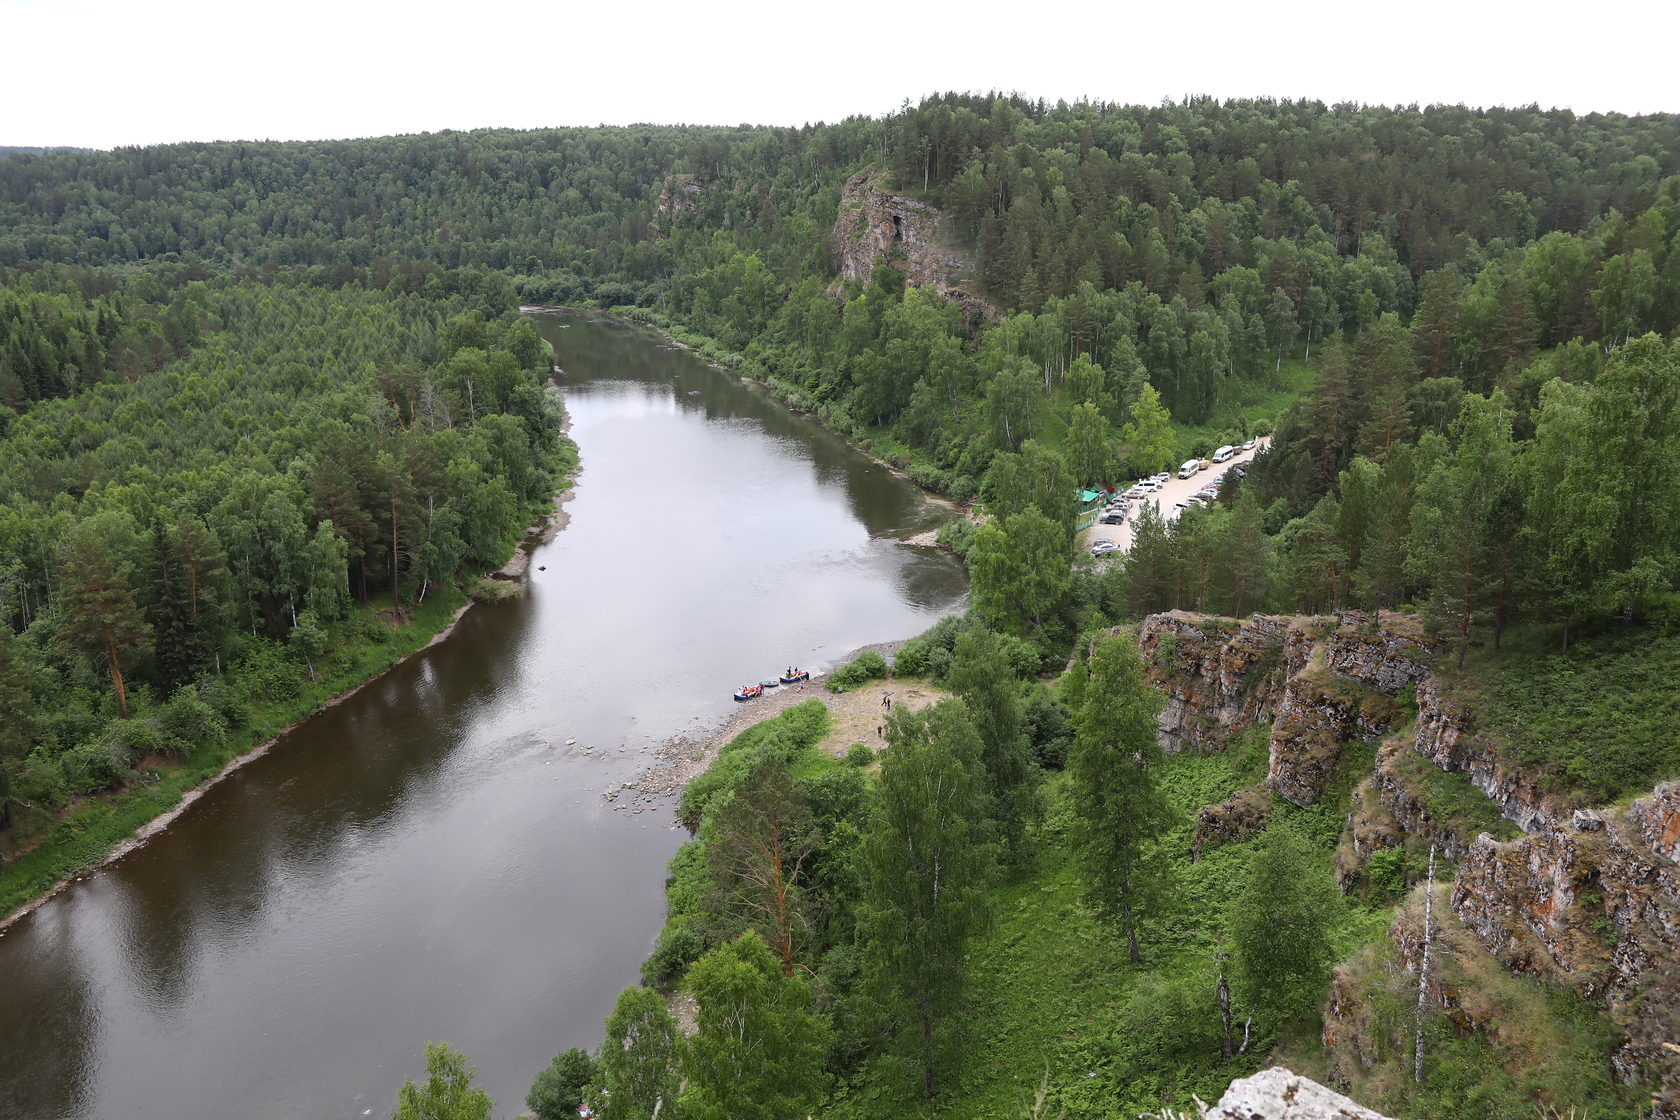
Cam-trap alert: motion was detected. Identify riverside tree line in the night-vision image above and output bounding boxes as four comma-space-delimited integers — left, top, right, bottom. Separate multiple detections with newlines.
4, 95, 1679, 1118
0, 264, 566, 841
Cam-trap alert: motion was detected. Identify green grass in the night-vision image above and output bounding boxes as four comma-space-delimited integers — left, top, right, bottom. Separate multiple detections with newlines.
1467, 623, 1680, 804
827, 746, 1391, 1119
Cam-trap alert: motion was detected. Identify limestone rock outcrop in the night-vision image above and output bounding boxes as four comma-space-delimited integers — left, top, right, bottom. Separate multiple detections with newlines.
1452, 814, 1680, 1103
829, 169, 993, 321
1138, 609, 1680, 1110
1206, 1067, 1392, 1120
1193, 784, 1272, 860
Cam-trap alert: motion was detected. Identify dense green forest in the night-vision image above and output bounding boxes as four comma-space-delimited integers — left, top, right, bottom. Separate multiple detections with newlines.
5, 94, 1680, 1120
0, 262, 567, 888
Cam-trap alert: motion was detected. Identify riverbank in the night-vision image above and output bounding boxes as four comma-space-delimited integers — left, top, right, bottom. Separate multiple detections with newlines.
613, 639, 945, 815
0, 468, 581, 933
559, 305, 972, 519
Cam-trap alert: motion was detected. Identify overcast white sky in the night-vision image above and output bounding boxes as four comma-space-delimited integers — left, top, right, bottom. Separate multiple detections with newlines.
5, 0, 1677, 150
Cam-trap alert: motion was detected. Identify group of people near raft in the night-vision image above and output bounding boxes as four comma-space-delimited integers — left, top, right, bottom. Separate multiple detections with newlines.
734, 667, 809, 700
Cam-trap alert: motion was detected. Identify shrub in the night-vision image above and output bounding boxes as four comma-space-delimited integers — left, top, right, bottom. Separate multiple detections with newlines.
664, 840, 708, 919
845, 743, 874, 767
827, 650, 889, 692
774, 698, 830, 749
102, 718, 162, 762
936, 519, 977, 559
641, 915, 706, 988
892, 637, 930, 678
1023, 688, 1072, 770
13, 750, 68, 808
156, 687, 227, 758
1364, 846, 1410, 901
62, 738, 129, 793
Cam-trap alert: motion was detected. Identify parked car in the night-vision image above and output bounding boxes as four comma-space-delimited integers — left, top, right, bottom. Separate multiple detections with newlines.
1242, 439, 1256, 452
1090, 539, 1120, 557
1099, 510, 1125, 524
1152, 472, 1171, 484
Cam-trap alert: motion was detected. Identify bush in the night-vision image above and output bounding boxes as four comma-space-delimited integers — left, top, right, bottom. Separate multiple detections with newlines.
845, 743, 874, 767
1023, 688, 1072, 770
774, 698, 830, 749
827, 650, 889, 692
663, 840, 708, 919
892, 637, 931, 678
62, 738, 129, 793
13, 750, 68, 808
641, 915, 706, 988
936, 519, 977, 559
102, 718, 162, 762
1364, 846, 1410, 901
155, 687, 227, 759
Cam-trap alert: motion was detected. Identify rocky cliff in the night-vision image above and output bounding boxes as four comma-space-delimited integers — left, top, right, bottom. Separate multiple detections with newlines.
1139, 610, 1680, 1111
829, 169, 993, 321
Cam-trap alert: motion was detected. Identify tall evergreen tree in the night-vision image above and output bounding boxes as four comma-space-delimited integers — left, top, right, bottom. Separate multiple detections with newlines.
860, 700, 994, 1099
1067, 632, 1175, 963
947, 626, 1038, 864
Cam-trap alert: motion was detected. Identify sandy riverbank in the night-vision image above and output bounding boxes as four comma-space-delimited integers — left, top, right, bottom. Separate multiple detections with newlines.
610, 638, 947, 816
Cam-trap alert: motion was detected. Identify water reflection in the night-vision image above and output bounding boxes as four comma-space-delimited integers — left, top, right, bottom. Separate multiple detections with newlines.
0, 311, 966, 1120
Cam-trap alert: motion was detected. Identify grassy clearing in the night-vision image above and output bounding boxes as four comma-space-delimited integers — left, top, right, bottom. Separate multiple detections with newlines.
1459, 622, 1680, 804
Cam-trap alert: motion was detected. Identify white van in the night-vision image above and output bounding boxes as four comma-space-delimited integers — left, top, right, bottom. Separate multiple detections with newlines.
1177, 459, 1200, 479
1212, 445, 1236, 463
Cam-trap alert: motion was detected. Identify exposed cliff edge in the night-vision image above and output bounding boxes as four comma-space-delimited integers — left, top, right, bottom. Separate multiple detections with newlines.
829, 168, 994, 322
1139, 610, 1680, 1111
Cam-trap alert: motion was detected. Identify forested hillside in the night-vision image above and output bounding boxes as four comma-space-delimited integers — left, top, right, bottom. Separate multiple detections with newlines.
0, 263, 566, 893
5, 94, 1680, 1120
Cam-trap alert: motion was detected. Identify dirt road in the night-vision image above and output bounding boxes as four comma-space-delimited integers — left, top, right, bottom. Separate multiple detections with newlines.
1081, 438, 1271, 556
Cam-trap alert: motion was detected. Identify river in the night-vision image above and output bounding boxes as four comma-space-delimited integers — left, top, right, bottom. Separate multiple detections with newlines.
0, 311, 968, 1119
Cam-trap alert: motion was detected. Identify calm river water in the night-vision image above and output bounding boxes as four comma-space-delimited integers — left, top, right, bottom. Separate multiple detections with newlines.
0, 312, 967, 1119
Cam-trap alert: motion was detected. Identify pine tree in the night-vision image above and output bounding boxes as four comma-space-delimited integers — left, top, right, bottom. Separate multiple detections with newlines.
1068, 632, 1175, 963
60, 532, 151, 719
860, 700, 995, 1098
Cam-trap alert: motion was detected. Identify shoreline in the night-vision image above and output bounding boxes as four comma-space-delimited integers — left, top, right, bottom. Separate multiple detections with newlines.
612, 639, 916, 812
0, 478, 578, 935
534, 304, 970, 519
